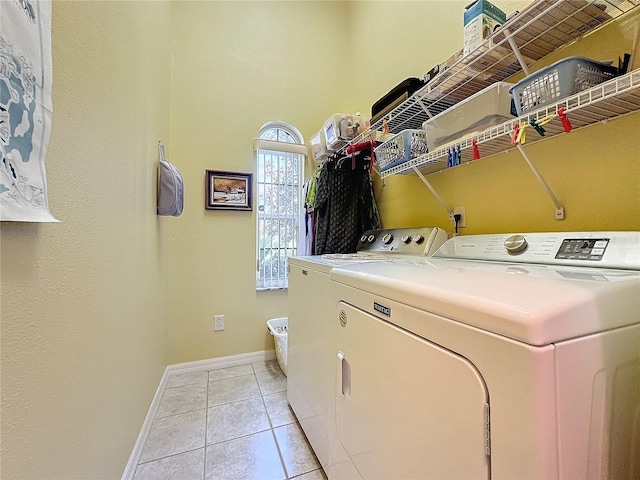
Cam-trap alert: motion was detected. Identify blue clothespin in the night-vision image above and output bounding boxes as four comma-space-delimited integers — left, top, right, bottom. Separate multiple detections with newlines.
447, 148, 452, 167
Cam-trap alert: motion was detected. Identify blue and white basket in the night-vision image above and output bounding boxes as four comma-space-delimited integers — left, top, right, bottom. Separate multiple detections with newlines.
374, 129, 429, 173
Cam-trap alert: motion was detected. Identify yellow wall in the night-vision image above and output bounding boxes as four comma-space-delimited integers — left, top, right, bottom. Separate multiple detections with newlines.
164, 1, 533, 365
348, 3, 640, 233
1, 1, 171, 478
1, 1, 638, 478
345, 1, 531, 113
167, 1, 349, 363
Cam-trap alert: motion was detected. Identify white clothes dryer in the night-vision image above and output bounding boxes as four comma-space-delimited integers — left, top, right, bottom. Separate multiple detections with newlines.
287, 227, 447, 474
329, 232, 640, 480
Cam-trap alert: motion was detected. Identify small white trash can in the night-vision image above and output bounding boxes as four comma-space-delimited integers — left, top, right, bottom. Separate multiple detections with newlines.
267, 317, 288, 376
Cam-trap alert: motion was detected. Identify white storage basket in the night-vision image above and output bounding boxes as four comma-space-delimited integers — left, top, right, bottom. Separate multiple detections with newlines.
310, 130, 329, 162
267, 317, 288, 376
323, 113, 367, 151
422, 81, 514, 149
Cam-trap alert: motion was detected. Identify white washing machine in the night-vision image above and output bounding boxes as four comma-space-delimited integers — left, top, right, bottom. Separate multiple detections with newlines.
287, 227, 447, 474
329, 232, 640, 480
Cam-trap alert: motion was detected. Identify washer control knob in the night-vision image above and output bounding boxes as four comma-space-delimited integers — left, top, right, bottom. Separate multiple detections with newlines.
504, 234, 528, 254
401, 235, 412, 244
413, 234, 425, 244
367, 234, 376, 243
382, 233, 394, 245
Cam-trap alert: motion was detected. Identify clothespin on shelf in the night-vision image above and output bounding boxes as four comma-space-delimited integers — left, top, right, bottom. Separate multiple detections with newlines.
557, 108, 573, 133
456, 145, 461, 166
529, 118, 546, 137
511, 124, 520, 145
452, 147, 458, 166
538, 113, 556, 127
472, 139, 480, 160
516, 122, 527, 145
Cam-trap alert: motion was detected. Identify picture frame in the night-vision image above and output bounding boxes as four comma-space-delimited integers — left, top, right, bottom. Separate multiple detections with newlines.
205, 170, 253, 211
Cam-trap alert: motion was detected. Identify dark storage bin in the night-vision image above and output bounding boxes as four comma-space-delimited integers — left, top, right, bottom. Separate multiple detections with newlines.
371, 78, 426, 124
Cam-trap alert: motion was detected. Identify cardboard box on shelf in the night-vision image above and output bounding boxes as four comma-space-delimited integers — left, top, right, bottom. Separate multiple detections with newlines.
463, 0, 506, 56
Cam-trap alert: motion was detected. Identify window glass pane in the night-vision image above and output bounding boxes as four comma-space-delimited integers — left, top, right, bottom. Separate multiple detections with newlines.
273, 152, 280, 185
264, 153, 273, 184
288, 185, 298, 214
278, 130, 295, 143
259, 127, 298, 144
260, 129, 278, 141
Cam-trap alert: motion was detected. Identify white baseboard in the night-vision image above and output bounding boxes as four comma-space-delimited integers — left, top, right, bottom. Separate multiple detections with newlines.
121, 349, 276, 480
121, 365, 170, 480
166, 349, 276, 375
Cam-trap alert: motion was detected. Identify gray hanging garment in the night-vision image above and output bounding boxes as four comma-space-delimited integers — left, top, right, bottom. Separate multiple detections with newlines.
157, 142, 184, 216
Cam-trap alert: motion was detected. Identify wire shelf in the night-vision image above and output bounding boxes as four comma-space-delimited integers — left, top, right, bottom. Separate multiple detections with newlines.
346, 0, 639, 150
380, 68, 640, 177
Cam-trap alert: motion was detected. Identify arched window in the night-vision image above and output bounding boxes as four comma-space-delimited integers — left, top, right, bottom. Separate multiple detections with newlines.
254, 121, 306, 290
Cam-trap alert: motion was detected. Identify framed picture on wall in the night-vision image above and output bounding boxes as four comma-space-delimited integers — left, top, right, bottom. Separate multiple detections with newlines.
205, 170, 253, 211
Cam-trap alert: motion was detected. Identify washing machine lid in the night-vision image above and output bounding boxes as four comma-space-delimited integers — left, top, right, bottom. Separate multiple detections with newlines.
330, 234, 640, 346
288, 254, 385, 274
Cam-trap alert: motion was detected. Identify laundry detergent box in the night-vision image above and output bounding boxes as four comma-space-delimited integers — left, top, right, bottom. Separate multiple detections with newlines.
463, 0, 506, 56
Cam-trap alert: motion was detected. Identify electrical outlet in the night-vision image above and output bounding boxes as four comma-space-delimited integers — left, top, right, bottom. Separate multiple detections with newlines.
454, 206, 466, 228
449, 206, 466, 229
214, 315, 224, 331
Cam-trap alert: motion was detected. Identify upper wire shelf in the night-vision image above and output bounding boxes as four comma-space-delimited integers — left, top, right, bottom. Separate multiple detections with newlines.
346, 0, 640, 150
380, 68, 640, 177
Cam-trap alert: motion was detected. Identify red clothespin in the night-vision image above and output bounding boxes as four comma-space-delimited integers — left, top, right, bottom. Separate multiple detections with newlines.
472, 139, 481, 160
511, 124, 520, 145
557, 108, 573, 133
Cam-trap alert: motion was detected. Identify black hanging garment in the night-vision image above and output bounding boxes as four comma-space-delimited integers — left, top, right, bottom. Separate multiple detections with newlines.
313, 152, 381, 255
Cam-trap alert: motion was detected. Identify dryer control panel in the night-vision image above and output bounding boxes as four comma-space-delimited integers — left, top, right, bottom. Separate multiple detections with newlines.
555, 238, 610, 261
434, 232, 640, 270
356, 227, 447, 256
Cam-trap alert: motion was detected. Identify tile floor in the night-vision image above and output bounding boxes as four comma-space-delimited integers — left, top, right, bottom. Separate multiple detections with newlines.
133, 360, 326, 480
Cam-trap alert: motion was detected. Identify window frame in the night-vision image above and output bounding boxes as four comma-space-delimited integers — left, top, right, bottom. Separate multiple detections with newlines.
254, 122, 306, 291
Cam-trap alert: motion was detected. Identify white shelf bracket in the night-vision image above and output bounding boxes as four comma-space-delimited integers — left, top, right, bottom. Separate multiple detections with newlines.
503, 28, 530, 76
516, 144, 565, 220
412, 166, 453, 217
417, 98, 434, 119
